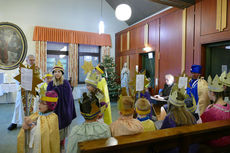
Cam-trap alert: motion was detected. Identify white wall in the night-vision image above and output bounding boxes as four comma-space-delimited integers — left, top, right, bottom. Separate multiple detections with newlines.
0, 0, 128, 76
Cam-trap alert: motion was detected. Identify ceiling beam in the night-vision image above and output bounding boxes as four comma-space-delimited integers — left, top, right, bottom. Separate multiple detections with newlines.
149, 0, 195, 9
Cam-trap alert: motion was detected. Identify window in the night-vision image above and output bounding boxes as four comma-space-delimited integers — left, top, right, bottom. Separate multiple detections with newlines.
78, 44, 100, 84
47, 42, 69, 79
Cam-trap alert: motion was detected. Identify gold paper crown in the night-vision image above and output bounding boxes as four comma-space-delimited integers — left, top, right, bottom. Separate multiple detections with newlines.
85, 71, 101, 87
42, 72, 53, 80
220, 71, 230, 87
79, 92, 100, 120
135, 98, 151, 115
169, 84, 187, 107
208, 75, 224, 92
53, 60, 64, 73
117, 96, 134, 115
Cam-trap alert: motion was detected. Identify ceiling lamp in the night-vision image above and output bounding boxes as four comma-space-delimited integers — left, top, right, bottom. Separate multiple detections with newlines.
115, 4, 132, 21
99, 0, 104, 34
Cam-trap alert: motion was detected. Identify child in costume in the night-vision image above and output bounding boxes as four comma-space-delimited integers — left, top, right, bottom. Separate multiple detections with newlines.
40, 72, 53, 97
47, 61, 76, 151
201, 75, 230, 147
160, 85, 197, 153
110, 96, 143, 137
17, 90, 60, 153
67, 92, 111, 153
220, 71, 230, 103
95, 64, 112, 125
34, 72, 53, 112
161, 85, 196, 129
85, 71, 108, 120
135, 98, 156, 132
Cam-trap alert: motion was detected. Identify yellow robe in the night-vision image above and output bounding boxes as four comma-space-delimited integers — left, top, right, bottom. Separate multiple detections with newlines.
97, 78, 112, 125
17, 112, 60, 153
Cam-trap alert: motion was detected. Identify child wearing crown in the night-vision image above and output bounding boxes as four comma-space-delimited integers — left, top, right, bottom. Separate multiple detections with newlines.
95, 64, 112, 125
67, 92, 111, 153
135, 98, 156, 132
110, 96, 143, 137
220, 71, 230, 103
85, 71, 108, 120
17, 91, 60, 153
34, 72, 53, 113
47, 61, 76, 152
161, 84, 196, 129
201, 75, 230, 147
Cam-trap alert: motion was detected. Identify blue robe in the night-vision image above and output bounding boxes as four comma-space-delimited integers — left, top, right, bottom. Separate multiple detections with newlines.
187, 79, 199, 105
47, 80, 76, 129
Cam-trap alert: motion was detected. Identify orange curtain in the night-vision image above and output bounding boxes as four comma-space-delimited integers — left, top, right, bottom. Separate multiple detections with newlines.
33, 26, 112, 46
35, 41, 47, 75
68, 44, 78, 86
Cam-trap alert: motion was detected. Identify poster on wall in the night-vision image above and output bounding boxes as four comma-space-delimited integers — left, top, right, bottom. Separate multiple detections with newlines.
0, 22, 27, 70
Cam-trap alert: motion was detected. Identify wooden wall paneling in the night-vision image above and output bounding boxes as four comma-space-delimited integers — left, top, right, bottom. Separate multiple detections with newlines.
194, 0, 202, 65
129, 54, 139, 82
130, 28, 137, 50
122, 33, 128, 52
185, 5, 195, 74
200, 0, 218, 35
136, 25, 145, 50
115, 34, 121, 76
224, 0, 230, 31
159, 9, 183, 88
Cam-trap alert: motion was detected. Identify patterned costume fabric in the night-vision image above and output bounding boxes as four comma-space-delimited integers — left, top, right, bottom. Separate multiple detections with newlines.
67, 121, 111, 153
110, 115, 143, 137
17, 112, 60, 153
201, 103, 230, 147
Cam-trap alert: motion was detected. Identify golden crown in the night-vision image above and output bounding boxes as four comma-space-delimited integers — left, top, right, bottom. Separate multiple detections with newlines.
79, 92, 100, 120
220, 71, 230, 87
53, 60, 64, 72
169, 84, 188, 107
208, 75, 224, 92
85, 71, 101, 87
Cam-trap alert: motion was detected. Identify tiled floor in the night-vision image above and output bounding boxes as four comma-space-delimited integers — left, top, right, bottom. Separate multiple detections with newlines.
0, 101, 119, 153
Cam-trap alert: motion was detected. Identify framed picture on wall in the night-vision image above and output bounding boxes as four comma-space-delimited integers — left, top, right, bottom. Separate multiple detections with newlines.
0, 22, 27, 70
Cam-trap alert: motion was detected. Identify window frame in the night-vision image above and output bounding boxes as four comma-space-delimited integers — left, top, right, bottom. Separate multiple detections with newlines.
78, 45, 101, 84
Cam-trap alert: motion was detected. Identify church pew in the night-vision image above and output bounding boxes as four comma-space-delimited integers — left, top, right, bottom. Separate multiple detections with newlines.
79, 119, 230, 153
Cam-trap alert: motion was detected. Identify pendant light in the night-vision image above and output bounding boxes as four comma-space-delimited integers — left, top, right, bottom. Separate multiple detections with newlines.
115, 4, 132, 21
99, 0, 104, 34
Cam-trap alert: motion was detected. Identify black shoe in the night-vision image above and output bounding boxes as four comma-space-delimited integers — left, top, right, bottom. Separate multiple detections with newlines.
8, 123, 17, 130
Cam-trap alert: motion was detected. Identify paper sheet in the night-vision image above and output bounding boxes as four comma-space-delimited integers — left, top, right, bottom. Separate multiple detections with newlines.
21, 68, 33, 91
136, 74, 144, 91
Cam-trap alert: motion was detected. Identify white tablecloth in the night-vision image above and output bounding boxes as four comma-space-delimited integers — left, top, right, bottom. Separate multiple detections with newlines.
0, 83, 17, 96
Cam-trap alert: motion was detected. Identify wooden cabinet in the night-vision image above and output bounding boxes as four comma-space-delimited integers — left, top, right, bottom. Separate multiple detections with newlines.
130, 26, 145, 50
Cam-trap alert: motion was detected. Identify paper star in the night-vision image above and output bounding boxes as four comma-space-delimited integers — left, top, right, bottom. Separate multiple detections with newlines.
81, 61, 94, 74
174, 71, 192, 88
14, 63, 43, 96
128, 70, 150, 94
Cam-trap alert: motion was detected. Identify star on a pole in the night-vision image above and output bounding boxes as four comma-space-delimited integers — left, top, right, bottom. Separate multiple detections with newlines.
128, 70, 150, 94
174, 70, 192, 88
14, 63, 43, 96
81, 61, 94, 74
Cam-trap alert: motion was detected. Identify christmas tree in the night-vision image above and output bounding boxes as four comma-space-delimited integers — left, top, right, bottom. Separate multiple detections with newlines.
101, 55, 120, 101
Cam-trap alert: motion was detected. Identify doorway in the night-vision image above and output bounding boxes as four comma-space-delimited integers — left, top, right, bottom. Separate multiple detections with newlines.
205, 41, 230, 79
140, 52, 155, 88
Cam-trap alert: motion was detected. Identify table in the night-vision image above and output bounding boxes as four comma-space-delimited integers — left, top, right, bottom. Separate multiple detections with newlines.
0, 83, 17, 103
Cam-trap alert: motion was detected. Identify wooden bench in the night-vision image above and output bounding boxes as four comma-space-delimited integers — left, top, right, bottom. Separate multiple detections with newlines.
79, 119, 230, 153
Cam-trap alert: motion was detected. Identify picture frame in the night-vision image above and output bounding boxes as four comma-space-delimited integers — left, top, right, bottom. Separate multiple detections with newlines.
0, 22, 27, 70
